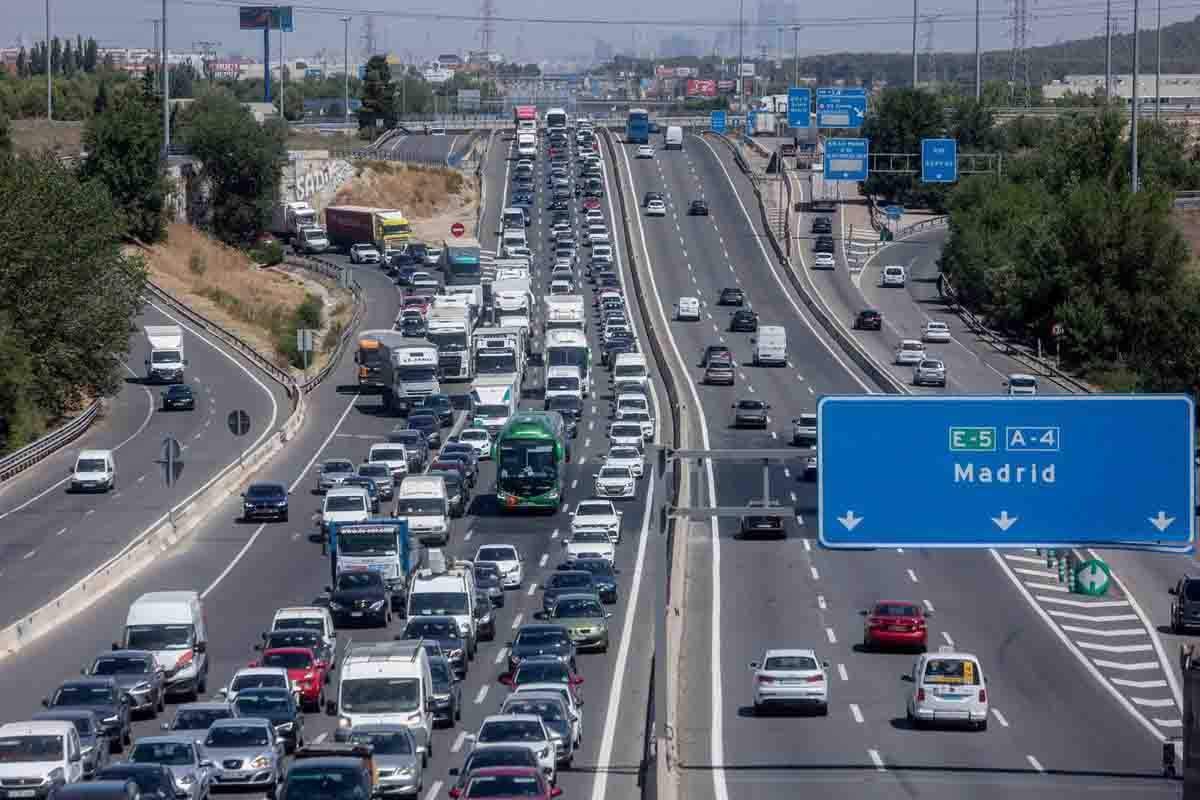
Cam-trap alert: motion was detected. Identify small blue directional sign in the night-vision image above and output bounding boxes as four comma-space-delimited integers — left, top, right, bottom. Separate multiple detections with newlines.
921, 138, 958, 183
823, 138, 869, 181
818, 395, 1196, 551
710, 110, 726, 134
884, 204, 904, 220
787, 87, 811, 128
816, 87, 867, 128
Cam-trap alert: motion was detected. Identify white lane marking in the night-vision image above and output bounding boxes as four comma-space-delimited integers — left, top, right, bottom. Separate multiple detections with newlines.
494, 648, 508, 665
1112, 678, 1169, 689
868, 749, 885, 772
527, 583, 537, 596
923, 599, 935, 613
539, 553, 548, 567
1005, 555, 1050, 566
464, 529, 473, 542
837, 663, 848, 681
551, 529, 559, 539
941, 631, 954, 647
55, 528, 67, 537
907, 568, 919, 583
474, 685, 489, 704
1014, 567, 1059, 580
85, 509, 95, 516
1026, 755, 1045, 773
451, 732, 466, 753
782, 467, 790, 478
810, 566, 820, 580
1093, 659, 1161, 671
137, 475, 146, 483
849, 703, 863, 724
1076, 642, 1155, 654
817, 595, 826, 610
789, 491, 797, 502
1157, 718, 1183, 727
1131, 697, 1177, 708
1060, 625, 1149, 637
202, 393, 359, 598
313, 732, 329, 744
511, 612, 524, 630
422, 780, 442, 800
802, 538, 811, 552
825, 627, 837, 644
1036, 596, 1131, 608
22, 550, 36, 560
1025, 581, 1070, 593
570, 479, 578, 490
990, 708, 1010, 727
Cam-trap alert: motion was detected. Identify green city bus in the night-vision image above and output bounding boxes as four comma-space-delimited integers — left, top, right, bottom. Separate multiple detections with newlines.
493, 411, 571, 512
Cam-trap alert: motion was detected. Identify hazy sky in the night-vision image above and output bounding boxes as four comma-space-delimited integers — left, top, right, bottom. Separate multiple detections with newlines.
5, 0, 1194, 63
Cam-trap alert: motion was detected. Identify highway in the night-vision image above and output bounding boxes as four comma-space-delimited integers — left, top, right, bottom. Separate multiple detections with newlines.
381, 131, 475, 166
0, 123, 660, 800
615, 131, 1179, 799
0, 301, 289, 627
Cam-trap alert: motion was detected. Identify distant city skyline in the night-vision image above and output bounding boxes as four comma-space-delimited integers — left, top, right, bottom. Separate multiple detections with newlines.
4, 0, 1196, 65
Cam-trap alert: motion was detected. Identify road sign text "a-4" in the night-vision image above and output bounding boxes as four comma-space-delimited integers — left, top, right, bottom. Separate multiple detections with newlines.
817, 395, 1195, 552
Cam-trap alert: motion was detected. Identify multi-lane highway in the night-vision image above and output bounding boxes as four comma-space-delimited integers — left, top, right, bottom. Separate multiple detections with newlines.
381, 131, 476, 166
615, 130, 1180, 799
0, 301, 290, 627
0, 121, 661, 800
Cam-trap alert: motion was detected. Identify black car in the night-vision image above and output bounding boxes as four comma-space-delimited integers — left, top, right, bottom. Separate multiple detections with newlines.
390, 251, 417, 269
240, 482, 289, 522
32, 710, 111, 778
541, 571, 599, 614
688, 199, 709, 216
232, 687, 303, 753
417, 394, 454, 427
94, 765, 175, 800
406, 413, 442, 448
730, 309, 759, 332
739, 501, 786, 539
43, 678, 131, 752
1170, 576, 1200, 633
718, 287, 745, 306
507, 624, 577, 675
548, 199, 570, 212
401, 616, 468, 678
601, 336, 637, 368
643, 191, 664, 208
814, 236, 836, 254
433, 451, 477, 488
853, 309, 883, 330
160, 384, 195, 411
569, 558, 619, 604
400, 316, 427, 338
441, 442, 480, 470
474, 591, 497, 642
474, 563, 505, 608
811, 217, 832, 234
388, 428, 430, 471
84, 650, 165, 717
428, 469, 470, 517
590, 268, 618, 286
427, 655, 463, 727
545, 395, 581, 438
326, 570, 392, 627
407, 243, 429, 263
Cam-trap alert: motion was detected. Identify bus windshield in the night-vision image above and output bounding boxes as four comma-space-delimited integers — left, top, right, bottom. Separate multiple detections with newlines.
498, 441, 560, 496
547, 346, 589, 379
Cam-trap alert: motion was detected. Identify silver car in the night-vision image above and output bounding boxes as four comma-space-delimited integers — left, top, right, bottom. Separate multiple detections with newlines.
913, 359, 947, 387
347, 725, 423, 798
357, 462, 396, 501
316, 459, 357, 493
500, 692, 579, 767
85, 650, 165, 716
201, 718, 283, 792
126, 735, 214, 800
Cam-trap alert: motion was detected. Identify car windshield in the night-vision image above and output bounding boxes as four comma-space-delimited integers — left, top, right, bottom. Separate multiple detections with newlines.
359, 465, 390, 478
325, 496, 366, 512
465, 775, 545, 798
923, 658, 981, 685
53, 685, 113, 706
262, 651, 313, 670
409, 592, 469, 615
612, 425, 641, 438
577, 504, 610, 516
763, 656, 818, 671
901, 342, 923, 351
549, 573, 592, 589
738, 401, 766, 411
341, 678, 419, 712
282, 768, 365, 800
609, 448, 639, 461
324, 461, 354, 473
430, 660, 453, 685
235, 692, 292, 715
231, 674, 285, 692
0, 736, 64, 763
574, 560, 615, 577
476, 546, 517, 561
205, 725, 269, 748
349, 731, 412, 756
547, 378, 579, 391
554, 599, 603, 618
336, 572, 383, 591
75, 458, 108, 472
267, 631, 322, 650
515, 662, 569, 684
505, 699, 566, 722
372, 449, 407, 462
479, 720, 545, 743
274, 616, 324, 633
920, 361, 942, 369
404, 619, 459, 639
463, 748, 538, 773
91, 656, 152, 675
172, 708, 231, 730
461, 431, 488, 442
876, 604, 920, 617
246, 485, 284, 498
516, 629, 568, 647
130, 741, 194, 766
613, 365, 646, 379
476, 564, 501, 580
600, 466, 630, 479
572, 531, 610, 543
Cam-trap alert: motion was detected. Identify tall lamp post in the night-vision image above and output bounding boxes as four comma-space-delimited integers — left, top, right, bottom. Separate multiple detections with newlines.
46, 0, 53, 121
1131, 0, 1140, 192
341, 16, 351, 126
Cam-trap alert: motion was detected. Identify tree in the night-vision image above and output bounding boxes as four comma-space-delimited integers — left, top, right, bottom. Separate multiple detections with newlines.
15, 48, 25, 79
0, 311, 43, 453
50, 37, 61, 75
859, 88, 946, 207
0, 152, 146, 425
83, 38, 98, 73
62, 39, 75, 78
93, 80, 110, 115
141, 67, 159, 106
82, 91, 168, 242
169, 64, 194, 100
358, 55, 394, 128
0, 113, 11, 156
182, 90, 286, 244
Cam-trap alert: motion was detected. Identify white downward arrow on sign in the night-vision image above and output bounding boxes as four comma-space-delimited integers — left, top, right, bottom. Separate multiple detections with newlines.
1149, 511, 1176, 532
992, 511, 1018, 531
838, 511, 863, 531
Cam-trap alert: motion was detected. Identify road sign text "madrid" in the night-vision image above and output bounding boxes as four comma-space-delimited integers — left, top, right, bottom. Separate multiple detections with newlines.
817, 395, 1195, 551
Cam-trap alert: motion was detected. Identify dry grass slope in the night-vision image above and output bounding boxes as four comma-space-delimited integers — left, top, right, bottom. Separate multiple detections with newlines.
330, 162, 479, 243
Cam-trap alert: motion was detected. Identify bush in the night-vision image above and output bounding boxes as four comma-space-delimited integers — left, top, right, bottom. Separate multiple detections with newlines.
251, 239, 283, 266
322, 319, 345, 352
296, 293, 324, 329
188, 251, 206, 276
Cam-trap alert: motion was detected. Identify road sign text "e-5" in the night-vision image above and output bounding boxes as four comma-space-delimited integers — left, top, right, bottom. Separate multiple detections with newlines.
949, 426, 995, 452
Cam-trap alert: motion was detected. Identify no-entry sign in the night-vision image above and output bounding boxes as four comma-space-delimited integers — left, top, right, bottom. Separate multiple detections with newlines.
450, 222, 465, 237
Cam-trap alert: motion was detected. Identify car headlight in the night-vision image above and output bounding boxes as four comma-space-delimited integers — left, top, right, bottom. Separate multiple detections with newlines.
338, 716, 352, 728
80, 745, 94, 757
537, 747, 550, 759
102, 715, 120, 725
275, 722, 294, 732
396, 767, 415, 778
249, 756, 271, 769
178, 775, 196, 785
131, 682, 152, 693
330, 601, 345, 611
369, 600, 386, 611
448, 648, 464, 660
41, 768, 63, 786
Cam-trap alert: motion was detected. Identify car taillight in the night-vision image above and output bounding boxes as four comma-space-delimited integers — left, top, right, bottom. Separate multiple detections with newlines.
358, 366, 368, 378
978, 689, 987, 702
868, 618, 883, 627
806, 675, 824, 683
916, 619, 926, 628
916, 688, 926, 702
757, 675, 774, 684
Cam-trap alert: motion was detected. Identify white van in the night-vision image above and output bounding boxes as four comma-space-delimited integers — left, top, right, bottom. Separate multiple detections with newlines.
321, 486, 372, 538
70, 449, 115, 493
502, 228, 527, 250
752, 325, 788, 366
271, 606, 336, 652
122, 591, 209, 699
545, 365, 584, 402
502, 207, 527, 232
664, 125, 684, 150
369, 442, 410, 479
0, 721, 85, 788
615, 392, 650, 420
408, 561, 477, 657
396, 475, 450, 546
517, 133, 537, 158
471, 376, 520, 435
334, 641, 434, 759
612, 353, 649, 389
1006, 373, 1039, 396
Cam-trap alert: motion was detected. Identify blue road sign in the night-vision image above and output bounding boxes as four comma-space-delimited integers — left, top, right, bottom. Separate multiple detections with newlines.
787, 87, 811, 128
921, 137, 958, 182
710, 110, 726, 134
818, 395, 1196, 551
358, 65, 367, 81
816, 87, 867, 128
823, 138, 869, 181
884, 204, 904, 219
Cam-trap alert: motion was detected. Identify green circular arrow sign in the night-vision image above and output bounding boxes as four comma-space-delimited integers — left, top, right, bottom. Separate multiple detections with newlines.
1074, 559, 1111, 596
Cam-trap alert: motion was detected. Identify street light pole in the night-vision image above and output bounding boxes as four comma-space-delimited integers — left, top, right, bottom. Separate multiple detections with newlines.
341, 16, 351, 126
738, 0, 744, 127
974, 0, 982, 100
45, 0, 52, 121
791, 25, 800, 86
912, 0, 919, 87
1131, 0, 1140, 192
1105, 0, 1112, 97
162, 0, 170, 157
1155, 0, 1162, 122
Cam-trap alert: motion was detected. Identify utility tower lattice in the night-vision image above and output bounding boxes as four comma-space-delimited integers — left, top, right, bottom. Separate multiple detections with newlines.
361, 15, 378, 59
1008, 0, 1032, 105
479, 0, 496, 59
922, 15, 941, 85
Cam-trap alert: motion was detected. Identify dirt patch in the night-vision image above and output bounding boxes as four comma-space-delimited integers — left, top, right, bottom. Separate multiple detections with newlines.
1172, 208, 1200, 271
286, 129, 359, 152
135, 223, 351, 374
10, 119, 84, 156
333, 162, 479, 242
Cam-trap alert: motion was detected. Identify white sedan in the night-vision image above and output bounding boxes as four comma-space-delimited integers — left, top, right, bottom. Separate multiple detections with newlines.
349, 243, 381, 264
750, 648, 829, 715
923, 321, 952, 343
563, 529, 616, 565
894, 339, 926, 366
570, 499, 623, 544
474, 544, 523, 588
812, 252, 835, 269
637, 145, 655, 159
594, 464, 636, 499
646, 199, 667, 217
457, 427, 492, 459
604, 446, 645, 478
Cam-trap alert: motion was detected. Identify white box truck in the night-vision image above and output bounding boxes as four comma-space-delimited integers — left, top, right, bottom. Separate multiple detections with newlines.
144, 325, 187, 384
379, 340, 441, 413
396, 475, 450, 546
332, 640, 433, 758
544, 295, 586, 333
425, 306, 474, 381
473, 328, 525, 385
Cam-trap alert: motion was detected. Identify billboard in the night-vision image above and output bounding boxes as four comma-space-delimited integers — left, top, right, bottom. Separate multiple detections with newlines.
239, 6, 294, 32
655, 65, 675, 79
675, 66, 694, 78
687, 79, 717, 97
717, 79, 736, 93
458, 88, 481, 111
205, 60, 243, 80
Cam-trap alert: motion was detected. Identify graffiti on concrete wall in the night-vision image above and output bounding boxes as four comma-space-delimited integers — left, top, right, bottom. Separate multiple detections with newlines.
286, 158, 354, 203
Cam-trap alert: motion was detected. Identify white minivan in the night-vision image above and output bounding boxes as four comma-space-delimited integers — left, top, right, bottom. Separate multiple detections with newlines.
545, 365, 584, 402
121, 591, 209, 699
752, 325, 788, 366
612, 353, 649, 389
70, 449, 115, 493
395, 475, 450, 546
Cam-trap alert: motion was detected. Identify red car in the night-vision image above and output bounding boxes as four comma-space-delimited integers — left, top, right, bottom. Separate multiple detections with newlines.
449, 766, 561, 800
403, 295, 431, 316
250, 647, 328, 710
581, 197, 602, 211
860, 600, 929, 651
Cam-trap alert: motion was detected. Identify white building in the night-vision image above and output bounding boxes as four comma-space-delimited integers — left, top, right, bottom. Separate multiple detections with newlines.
1043, 73, 1200, 104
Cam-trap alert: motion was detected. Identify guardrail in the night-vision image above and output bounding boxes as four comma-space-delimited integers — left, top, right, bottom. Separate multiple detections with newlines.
0, 401, 103, 482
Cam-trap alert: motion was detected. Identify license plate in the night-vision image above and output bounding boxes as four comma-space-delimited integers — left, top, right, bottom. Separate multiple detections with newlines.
888, 625, 908, 632
351, 611, 364, 617
10, 790, 36, 798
